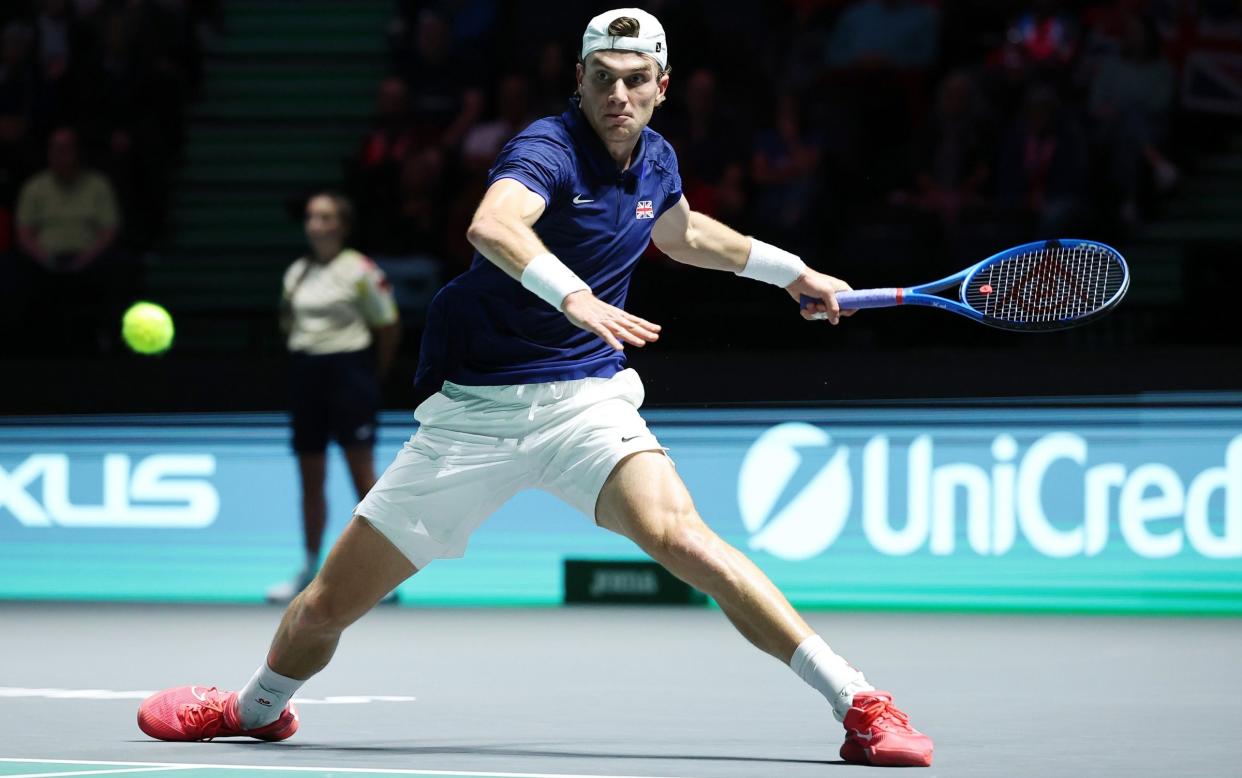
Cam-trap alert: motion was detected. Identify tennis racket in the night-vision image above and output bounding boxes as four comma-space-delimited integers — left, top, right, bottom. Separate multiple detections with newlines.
800, 238, 1130, 332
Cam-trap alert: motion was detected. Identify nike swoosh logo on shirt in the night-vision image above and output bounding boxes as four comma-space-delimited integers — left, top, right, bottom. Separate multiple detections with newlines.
573, 194, 595, 204
621, 435, 642, 442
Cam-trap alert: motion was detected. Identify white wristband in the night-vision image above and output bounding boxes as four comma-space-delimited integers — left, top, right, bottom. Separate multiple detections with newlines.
521, 252, 590, 311
737, 238, 807, 288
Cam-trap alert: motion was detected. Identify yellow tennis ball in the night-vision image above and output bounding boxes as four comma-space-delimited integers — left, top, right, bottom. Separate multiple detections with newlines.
121, 302, 174, 355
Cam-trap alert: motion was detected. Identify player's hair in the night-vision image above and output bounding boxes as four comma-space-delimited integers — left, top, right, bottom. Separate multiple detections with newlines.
307, 190, 354, 236
607, 15, 641, 37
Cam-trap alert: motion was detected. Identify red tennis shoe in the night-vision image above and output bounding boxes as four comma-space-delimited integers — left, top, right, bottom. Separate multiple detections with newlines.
839, 690, 933, 767
137, 686, 298, 742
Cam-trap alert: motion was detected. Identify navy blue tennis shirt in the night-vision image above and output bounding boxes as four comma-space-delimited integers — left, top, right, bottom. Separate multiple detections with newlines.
413, 101, 683, 403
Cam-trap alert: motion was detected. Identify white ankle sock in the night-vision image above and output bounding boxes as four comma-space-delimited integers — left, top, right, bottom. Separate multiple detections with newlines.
790, 635, 875, 721
237, 663, 305, 729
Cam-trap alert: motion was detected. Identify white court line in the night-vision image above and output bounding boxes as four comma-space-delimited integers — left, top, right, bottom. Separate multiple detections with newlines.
0, 689, 416, 705
0, 768, 194, 778
0, 759, 697, 778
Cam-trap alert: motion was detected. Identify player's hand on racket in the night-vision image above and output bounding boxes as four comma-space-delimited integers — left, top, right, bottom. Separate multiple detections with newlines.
786, 270, 854, 324
562, 291, 661, 351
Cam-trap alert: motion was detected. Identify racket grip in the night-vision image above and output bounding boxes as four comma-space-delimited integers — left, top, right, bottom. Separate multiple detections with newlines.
800, 289, 902, 311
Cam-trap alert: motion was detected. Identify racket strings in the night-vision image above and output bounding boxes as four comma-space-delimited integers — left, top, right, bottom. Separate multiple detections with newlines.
967, 245, 1123, 325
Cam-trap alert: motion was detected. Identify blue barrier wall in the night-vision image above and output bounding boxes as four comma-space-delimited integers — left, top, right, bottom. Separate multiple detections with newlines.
2, 401, 1240, 613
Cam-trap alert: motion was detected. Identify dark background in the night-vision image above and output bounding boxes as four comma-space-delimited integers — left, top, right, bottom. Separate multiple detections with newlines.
1, 0, 1238, 412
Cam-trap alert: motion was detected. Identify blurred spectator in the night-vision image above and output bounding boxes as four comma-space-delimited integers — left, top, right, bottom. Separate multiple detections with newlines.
892, 69, 995, 229
939, 0, 1014, 70
358, 76, 418, 171
825, 0, 939, 69
440, 0, 499, 49
11, 127, 134, 353
126, 0, 199, 129
751, 94, 824, 250
821, 0, 938, 194
660, 67, 749, 223
990, 0, 1080, 96
99, 121, 164, 248
350, 76, 421, 255
1087, 12, 1178, 225
0, 22, 41, 212
461, 73, 534, 172
69, 6, 178, 246
392, 0, 499, 51
0, 22, 37, 126
1080, 0, 1150, 62
391, 7, 484, 150
36, 0, 74, 86
773, 0, 836, 93
16, 127, 117, 273
996, 83, 1089, 235
529, 39, 570, 118
392, 146, 448, 257
355, 140, 450, 260
1002, 1, 1080, 69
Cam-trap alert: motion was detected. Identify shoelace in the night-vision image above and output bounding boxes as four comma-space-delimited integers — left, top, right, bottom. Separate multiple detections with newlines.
856, 696, 914, 734
177, 691, 227, 741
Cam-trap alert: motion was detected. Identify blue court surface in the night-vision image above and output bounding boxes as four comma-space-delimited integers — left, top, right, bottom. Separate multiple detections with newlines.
3, 602, 1241, 777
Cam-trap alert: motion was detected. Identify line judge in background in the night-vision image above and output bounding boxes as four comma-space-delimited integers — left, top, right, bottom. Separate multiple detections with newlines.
139, 9, 933, 769
270, 191, 400, 603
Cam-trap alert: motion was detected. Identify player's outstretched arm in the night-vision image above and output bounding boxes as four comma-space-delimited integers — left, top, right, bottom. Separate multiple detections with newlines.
651, 195, 853, 323
466, 178, 661, 350
651, 195, 751, 272
466, 178, 553, 279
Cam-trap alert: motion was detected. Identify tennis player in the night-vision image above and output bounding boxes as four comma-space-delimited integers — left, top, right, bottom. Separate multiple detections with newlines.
138, 8, 933, 768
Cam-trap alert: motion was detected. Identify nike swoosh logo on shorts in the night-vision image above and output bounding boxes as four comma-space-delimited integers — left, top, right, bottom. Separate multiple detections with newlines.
621, 435, 642, 442
573, 194, 594, 204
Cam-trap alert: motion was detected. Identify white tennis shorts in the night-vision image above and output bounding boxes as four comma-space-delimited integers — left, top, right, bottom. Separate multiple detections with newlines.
355, 368, 665, 568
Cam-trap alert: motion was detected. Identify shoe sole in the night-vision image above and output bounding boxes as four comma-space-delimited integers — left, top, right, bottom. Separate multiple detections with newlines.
842, 739, 933, 767
845, 747, 933, 767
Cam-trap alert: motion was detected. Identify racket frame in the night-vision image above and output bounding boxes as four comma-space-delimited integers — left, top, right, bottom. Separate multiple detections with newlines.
803, 239, 1130, 332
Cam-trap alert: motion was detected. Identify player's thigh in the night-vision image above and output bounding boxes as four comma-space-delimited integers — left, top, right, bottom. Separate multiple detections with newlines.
595, 449, 706, 552
537, 372, 665, 521
357, 426, 530, 568
305, 515, 415, 624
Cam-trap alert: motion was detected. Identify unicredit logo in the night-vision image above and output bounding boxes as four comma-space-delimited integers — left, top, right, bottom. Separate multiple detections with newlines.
738, 424, 1242, 561
738, 423, 852, 560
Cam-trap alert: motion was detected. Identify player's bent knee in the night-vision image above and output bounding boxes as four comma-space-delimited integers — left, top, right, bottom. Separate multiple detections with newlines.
292, 580, 360, 635
652, 517, 731, 580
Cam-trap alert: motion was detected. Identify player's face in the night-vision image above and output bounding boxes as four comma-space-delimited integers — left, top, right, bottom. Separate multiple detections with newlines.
305, 196, 344, 251
576, 51, 668, 150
